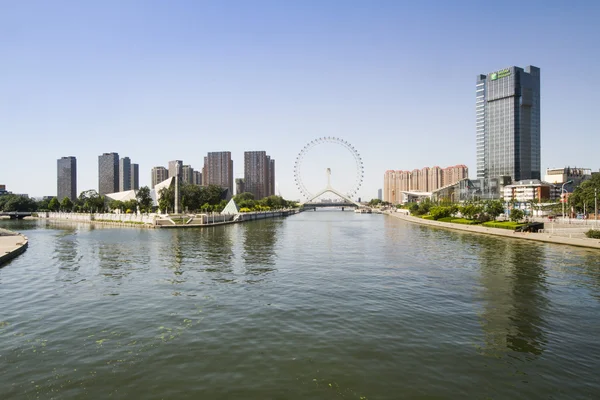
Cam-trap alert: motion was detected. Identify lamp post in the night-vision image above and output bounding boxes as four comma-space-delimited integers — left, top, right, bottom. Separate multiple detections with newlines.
595, 187, 598, 228
561, 180, 573, 222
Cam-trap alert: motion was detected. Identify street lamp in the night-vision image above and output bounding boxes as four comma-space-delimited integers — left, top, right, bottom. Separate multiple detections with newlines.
561, 180, 573, 222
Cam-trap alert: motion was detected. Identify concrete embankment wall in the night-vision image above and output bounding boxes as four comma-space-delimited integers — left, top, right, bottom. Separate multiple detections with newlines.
37, 212, 157, 227
386, 212, 600, 250
0, 228, 28, 266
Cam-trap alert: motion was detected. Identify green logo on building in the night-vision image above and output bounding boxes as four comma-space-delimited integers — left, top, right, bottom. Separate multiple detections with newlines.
490, 68, 511, 81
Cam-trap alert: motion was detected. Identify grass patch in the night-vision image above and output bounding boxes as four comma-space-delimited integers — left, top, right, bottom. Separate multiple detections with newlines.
482, 221, 525, 230
421, 215, 435, 220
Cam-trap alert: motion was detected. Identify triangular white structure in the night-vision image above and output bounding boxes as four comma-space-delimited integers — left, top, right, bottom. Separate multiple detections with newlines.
221, 198, 239, 215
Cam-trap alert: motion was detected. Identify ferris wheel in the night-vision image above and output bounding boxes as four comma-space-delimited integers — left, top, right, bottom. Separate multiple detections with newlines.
294, 137, 364, 201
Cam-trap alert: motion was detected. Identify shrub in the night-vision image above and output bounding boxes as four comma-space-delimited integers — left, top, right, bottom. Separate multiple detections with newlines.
429, 206, 452, 220
585, 229, 600, 239
482, 221, 524, 230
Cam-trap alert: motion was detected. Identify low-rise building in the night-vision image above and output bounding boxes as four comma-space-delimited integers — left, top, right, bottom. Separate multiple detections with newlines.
544, 167, 591, 193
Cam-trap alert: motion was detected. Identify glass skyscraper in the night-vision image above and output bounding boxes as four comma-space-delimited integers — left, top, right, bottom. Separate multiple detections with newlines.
476, 65, 540, 182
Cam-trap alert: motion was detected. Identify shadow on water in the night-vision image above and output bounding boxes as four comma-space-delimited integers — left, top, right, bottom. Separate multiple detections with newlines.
474, 237, 548, 358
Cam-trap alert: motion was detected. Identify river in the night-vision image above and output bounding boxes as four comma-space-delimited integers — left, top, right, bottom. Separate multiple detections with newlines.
1, 211, 599, 399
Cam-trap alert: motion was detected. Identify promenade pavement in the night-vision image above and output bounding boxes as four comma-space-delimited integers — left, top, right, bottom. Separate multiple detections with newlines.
0, 229, 29, 265
385, 212, 600, 250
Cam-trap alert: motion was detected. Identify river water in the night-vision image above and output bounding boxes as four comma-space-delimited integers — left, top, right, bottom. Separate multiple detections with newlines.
1, 211, 599, 399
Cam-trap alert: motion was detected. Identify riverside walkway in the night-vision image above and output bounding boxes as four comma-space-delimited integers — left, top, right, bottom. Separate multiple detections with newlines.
0, 228, 28, 266
385, 211, 600, 250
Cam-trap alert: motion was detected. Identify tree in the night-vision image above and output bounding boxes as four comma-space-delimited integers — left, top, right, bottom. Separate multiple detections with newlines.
48, 197, 60, 212
136, 186, 153, 213
484, 200, 504, 220
158, 186, 174, 213
60, 197, 73, 212
0, 195, 38, 212
510, 208, 524, 222
233, 192, 255, 202
78, 190, 105, 213
570, 174, 600, 213
181, 184, 204, 212
368, 198, 382, 206
109, 200, 124, 212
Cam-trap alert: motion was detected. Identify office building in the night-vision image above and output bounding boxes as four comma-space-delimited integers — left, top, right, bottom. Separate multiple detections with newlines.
151, 166, 169, 189
119, 157, 131, 192
168, 160, 183, 180
377, 188, 382, 201
131, 163, 139, 190
57, 156, 77, 201
476, 65, 541, 182
203, 152, 233, 193
182, 165, 194, 185
98, 152, 119, 195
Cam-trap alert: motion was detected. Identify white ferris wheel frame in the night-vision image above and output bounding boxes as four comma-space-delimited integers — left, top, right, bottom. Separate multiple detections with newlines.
293, 137, 364, 200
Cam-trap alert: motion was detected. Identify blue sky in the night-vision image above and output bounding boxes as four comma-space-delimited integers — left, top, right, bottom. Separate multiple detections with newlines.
1, 0, 599, 199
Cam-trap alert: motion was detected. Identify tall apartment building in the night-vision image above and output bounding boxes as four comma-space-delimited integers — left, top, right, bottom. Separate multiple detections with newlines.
203, 152, 233, 194
57, 156, 77, 201
119, 157, 131, 192
168, 160, 183, 180
193, 171, 202, 186
151, 166, 169, 189
182, 165, 194, 185
244, 151, 274, 200
98, 152, 119, 195
131, 163, 139, 190
268, 157, 275, 197
383, 165, 468, 204
476, 65, 541, 181
235, 178, 245, 195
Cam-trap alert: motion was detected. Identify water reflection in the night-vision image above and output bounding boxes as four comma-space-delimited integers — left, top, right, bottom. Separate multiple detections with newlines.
199, 226, 235, 282
242, 219, 280, 278
476, 238, 548, 358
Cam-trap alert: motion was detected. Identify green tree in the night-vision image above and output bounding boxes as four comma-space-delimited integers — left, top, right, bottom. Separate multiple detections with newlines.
233, 192, 255, 203
510, 208, 524, 222
570, 174, 600, 214
0, 195, 38, 212
484, 200, 505, 220
181, 183, 204, 212
78, 190, 105, 213
205, 184, 225, 205
136, 186, 154, 212
158, 186, 174, 213
37, 197, 50, 211
60, 197, 73, 212
48, 197, 60, 212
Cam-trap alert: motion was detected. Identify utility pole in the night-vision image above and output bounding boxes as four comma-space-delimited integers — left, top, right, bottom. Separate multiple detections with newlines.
595, 188, 598, 228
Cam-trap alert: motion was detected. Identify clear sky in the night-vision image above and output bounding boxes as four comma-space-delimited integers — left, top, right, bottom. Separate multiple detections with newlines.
1, 0, 599, 200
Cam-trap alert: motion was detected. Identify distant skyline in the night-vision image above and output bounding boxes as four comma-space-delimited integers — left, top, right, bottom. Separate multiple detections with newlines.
1, 1, 599, 199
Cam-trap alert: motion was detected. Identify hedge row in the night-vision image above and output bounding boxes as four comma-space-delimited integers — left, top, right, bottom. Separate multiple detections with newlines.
482, 221, 524, 230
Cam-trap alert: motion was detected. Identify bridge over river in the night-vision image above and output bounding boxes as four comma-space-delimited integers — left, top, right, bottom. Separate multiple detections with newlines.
0, 212, 32, 220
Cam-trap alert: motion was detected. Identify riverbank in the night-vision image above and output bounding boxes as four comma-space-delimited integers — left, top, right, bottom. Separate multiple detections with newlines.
0, 228, 28, 266
386, 211, 600, 250
35, 209, 300, 229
